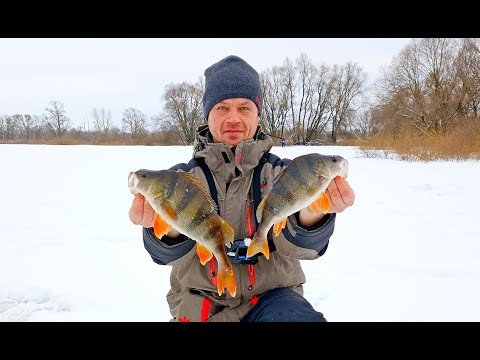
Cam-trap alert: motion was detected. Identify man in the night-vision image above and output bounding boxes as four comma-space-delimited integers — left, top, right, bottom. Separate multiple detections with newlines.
129, 55, 355, 322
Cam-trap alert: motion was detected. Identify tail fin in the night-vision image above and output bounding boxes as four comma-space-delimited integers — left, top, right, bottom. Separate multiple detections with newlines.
246, 233, 270, 260
217, 263, 236, 297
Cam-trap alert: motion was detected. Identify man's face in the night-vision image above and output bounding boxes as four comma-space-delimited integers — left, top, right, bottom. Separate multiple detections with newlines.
207, 98, 259, 147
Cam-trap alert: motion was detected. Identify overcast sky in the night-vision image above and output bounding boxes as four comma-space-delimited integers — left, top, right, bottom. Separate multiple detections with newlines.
0, 38, 412, 127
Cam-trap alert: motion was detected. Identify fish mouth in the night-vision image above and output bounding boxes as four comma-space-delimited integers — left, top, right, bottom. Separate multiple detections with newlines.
339, 157, 349, 178
128, 171, 137, 194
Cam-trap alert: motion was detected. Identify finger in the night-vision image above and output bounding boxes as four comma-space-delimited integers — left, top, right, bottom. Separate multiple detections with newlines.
142, 198, 156, 227
325, 177, 341, 211
334, 177, 355, 207
129, 193, 145, 225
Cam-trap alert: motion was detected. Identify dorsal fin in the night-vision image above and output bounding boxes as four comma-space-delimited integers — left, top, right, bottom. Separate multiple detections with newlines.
271, 165, 289, 186
178, 171, 218, 213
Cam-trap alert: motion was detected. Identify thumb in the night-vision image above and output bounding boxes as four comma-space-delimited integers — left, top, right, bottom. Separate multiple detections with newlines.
129, 193, 146, 225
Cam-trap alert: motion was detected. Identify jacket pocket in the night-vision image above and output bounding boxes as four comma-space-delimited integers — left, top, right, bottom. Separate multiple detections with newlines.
167, 289, 221, 322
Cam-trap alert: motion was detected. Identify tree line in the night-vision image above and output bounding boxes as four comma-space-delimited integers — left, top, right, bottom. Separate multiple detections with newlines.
1, 38, 479, 146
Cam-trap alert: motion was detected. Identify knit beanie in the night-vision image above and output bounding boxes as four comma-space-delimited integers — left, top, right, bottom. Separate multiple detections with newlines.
202, 55, 263, 119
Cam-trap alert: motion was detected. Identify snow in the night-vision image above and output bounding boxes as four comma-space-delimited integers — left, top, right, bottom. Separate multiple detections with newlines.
1, 144, 479, 322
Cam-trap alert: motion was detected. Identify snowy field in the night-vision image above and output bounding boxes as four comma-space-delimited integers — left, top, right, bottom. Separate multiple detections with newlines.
1, 144, 479, 322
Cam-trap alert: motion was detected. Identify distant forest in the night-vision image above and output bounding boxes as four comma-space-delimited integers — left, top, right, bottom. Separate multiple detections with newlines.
2, 38, 479, 161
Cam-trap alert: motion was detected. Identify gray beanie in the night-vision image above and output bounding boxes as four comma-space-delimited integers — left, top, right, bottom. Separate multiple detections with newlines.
202, 55, 263, 119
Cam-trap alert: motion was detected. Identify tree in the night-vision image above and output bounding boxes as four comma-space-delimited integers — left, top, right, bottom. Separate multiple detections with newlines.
153, 81, 204, 145
43, 100, 72, 137
91, 107, 112, 137
376, 38, 466, 135
122, 107, 148, 139
12, 114, 38, 140
329, 62, 367, 142
456, 38, 480, 119
260, 65, 292, 141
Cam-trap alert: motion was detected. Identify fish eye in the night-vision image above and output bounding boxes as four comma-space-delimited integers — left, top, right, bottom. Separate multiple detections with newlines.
331, 156, 337, 162
141, 173, 147, 179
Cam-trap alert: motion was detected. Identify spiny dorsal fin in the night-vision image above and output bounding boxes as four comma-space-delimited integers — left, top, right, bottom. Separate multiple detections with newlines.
271, 166, 288, 186
178, 170, 218, 213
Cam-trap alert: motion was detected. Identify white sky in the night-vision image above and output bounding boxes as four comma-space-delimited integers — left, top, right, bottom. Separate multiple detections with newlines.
1, 144, 479, 322
0, 38, 411, 128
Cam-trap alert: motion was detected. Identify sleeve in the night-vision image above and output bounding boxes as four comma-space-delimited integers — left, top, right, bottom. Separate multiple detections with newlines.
271, 212, 336, 260
143, 227, 196, 265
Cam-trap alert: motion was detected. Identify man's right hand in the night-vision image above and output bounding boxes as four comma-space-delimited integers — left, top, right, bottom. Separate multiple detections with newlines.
129, 193, 155, 228
129, 193, 181, 238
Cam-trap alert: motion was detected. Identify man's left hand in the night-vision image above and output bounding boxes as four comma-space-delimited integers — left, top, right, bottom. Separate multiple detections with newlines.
324, 176, 355, 213
298, 176, 355, 227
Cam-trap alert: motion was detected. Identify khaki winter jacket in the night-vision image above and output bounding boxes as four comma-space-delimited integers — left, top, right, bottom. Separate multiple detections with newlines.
142, 125, 337, 322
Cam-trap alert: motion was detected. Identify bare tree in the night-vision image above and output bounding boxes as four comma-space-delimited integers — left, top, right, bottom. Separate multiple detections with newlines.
0, 115, 20, 140
305, 63, 335, 143
421, 38, 464, 132
294, 53, 318, 144
43, 100, 72, 137
260, 65, 292, 141
376, 38, 465, 135
349, 107, 377, 138
12, 114, 38, 140
0, 115, 9, 140
282, 57, 301, 144
284, 57, 336, 144
153, 81, 204, 145
0, 116, 4, 140
122, 107, 148, 139
91, 107, 112, 136
456, 38, 480, 118
329, 62, 367, 142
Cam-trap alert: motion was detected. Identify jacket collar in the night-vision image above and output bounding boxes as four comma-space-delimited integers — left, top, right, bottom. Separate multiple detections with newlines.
192, 124, 273, 181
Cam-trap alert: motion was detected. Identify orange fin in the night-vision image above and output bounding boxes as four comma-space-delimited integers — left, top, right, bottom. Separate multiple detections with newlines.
273, 218, 287, 237
161, 202, 177, 221
153, 213, 171, 238
196, 243, 213, 266
217, 263, 236, 297
246, 234, 270, 260
310, 192, 330, 214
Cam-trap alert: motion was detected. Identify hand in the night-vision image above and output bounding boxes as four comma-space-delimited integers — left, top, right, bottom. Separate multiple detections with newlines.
324, 176, 355, 214
128, 193, 181, 238
298, 176, 355, 227
129, 193, 155, 228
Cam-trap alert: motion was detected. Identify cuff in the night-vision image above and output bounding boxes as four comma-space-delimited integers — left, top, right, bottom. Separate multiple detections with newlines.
145, 227, 188, 246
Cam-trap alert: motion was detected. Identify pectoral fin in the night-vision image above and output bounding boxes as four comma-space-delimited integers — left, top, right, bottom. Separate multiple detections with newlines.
153, 213, 172, 238
310, 192, 330, 214
272, 217, 287, 237
196, 243, 213, 266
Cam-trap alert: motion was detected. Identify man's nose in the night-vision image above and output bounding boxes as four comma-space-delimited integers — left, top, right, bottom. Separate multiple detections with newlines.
225, 110, 241, 123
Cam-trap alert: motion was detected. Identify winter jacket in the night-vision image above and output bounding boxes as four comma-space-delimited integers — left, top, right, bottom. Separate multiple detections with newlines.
142, 124, 337, 322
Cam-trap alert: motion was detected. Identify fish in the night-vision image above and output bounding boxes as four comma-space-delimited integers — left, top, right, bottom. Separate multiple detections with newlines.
246, 153, 349, 260
128, 169, 236, 297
